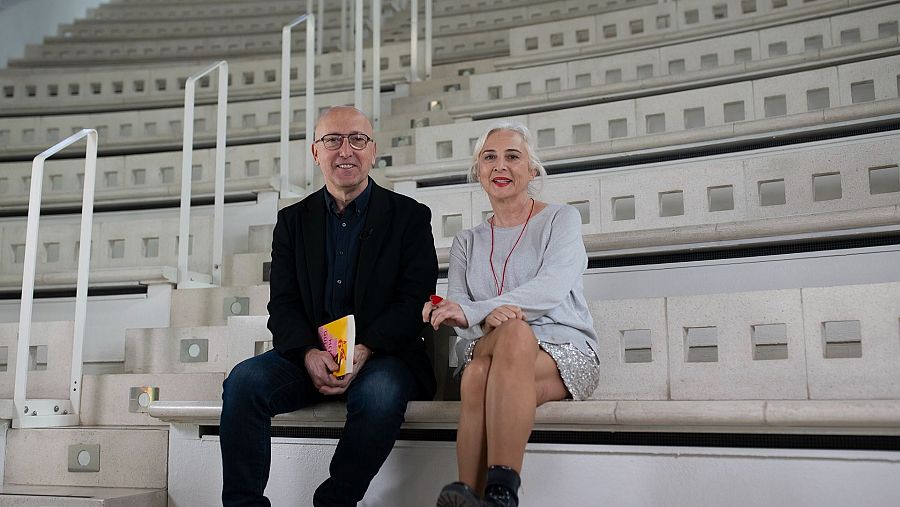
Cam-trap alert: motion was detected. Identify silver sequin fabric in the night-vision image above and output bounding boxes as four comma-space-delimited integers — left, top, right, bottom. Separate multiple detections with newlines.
462, 339, 600, 401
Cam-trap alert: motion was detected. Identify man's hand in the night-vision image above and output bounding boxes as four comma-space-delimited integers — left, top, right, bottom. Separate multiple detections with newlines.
304, 349, 351, 395
338, 344, 373, 388
482, 305, 525, 334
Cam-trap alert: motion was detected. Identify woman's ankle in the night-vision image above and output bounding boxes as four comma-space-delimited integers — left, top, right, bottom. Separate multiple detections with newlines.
483, 465, 520, 507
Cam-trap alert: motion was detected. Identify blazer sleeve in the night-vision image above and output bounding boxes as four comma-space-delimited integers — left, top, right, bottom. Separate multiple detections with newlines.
267, 207, 320, 360
360, 202, 438, 353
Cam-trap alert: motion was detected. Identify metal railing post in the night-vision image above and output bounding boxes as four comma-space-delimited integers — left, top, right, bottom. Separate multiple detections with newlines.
373, 0, 381, 130
425, 0, 432, 79
13, 128, 97, 428
317, 0, 324, 56
178, 60, 228, 288
280, 13, 317, 198
341, 0, 348, 52
354, 0, 364, 109
410, 0, 419, 82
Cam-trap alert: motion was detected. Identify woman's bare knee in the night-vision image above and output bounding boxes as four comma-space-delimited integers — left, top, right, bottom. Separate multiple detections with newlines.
495, 318, 532, 336
492, 321, 539, 366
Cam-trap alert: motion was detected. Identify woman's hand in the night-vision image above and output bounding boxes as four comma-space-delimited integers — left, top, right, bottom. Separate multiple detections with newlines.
482, 305, 525, 334
422, 298, 469, 330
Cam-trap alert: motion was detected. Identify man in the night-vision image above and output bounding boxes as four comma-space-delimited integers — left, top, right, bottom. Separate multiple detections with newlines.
220, 106, 438, 506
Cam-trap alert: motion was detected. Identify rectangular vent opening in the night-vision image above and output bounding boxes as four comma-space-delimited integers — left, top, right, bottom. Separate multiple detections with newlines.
622, 329, 652, 363
752, 323, 788, 360
823, 320, 861, 358
685, 327, 717, 362
28, 345, 48, 371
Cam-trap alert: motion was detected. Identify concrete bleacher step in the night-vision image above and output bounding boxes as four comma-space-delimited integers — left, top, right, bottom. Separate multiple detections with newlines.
247, 224, 275, 254
222, 252, 271, 287
4, 427, 167, 489
223, 315, 273, 375
126, 317, 267, 377
277, 197, 303, 210
124, 326, 229, 374
80, 373, 223, 426
170, 284, 269, 328
0, 485, 166, 507
0, 321, 75, 409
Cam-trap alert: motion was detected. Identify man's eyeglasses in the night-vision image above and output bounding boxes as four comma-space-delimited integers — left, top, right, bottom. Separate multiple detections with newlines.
315, 133, 373, 151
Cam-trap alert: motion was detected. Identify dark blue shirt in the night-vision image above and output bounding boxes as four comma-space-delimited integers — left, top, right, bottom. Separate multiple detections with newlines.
323, 180, 372, 321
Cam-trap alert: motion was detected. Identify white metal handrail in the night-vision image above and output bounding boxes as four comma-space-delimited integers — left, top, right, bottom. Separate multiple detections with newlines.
14, 128, 97, 428
178, 60, 228, 289
410, 0, 418, 82
373, 0, 382, 130
280, 13, 316, 198
354, 0, 364, 109
408, 0, 431, 82
424, 0, 432, 79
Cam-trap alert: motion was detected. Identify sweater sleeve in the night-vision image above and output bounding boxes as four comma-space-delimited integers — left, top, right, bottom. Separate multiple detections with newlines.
446, 231, 484, 341
450, 205, 587, 336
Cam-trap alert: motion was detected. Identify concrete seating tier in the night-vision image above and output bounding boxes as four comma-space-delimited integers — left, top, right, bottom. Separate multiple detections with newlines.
0, 216, 213, 291
5, 55, 894, 210
54, 18, 360, 44
398, 55, 900, 170
3, 427, 168, 489
402, 131, 900, 251
5, 2, 870, 113
0, 485, 166, 507
458, 6, 900, 117
0, 89, 371, 156
19, 33, 312, 67
84, 0, 344, 22
11, 6, 518, 68
502, 0, 895, 66
55, 0, 641, 46
0, 138, 289, 209
0, 122, 442, 210
80, 372, 224, 426
428, 0, 649, 18
150, 280, 900, 428
8, 24, 894, 155
0, 43, 416, 115
150, 399, 900, 434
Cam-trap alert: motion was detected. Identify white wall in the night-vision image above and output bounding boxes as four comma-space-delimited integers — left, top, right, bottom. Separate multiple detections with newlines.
0, 0, 105, 68
166, 429, 900, 507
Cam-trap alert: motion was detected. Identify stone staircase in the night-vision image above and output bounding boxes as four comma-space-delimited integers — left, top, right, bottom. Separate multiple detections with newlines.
0, 207, 280, 505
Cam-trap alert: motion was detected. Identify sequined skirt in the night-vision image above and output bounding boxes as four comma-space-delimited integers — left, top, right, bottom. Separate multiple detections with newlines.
462, 339, 600, 401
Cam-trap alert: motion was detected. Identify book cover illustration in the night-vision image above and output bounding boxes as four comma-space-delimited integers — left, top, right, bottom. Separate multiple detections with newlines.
317, 314, 356, 377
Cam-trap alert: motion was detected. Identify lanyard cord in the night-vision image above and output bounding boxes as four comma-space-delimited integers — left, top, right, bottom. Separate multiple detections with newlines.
489, 198, 535, 296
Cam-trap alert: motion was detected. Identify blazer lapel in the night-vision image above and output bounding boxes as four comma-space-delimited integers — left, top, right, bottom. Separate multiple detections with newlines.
301, 189, 327, 323
354, 183, 391, 311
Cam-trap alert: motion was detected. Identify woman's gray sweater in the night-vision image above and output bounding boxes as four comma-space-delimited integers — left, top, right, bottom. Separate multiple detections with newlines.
448, 203, 599, 357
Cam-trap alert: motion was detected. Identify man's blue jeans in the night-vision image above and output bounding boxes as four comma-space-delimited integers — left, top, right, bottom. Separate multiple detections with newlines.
220, 349, 421, 506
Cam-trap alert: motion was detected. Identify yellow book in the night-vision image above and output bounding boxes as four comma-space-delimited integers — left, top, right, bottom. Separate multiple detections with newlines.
317, 314, 356, 377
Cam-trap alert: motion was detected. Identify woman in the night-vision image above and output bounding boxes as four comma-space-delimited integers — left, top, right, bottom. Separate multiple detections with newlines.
424, 122, 600, 507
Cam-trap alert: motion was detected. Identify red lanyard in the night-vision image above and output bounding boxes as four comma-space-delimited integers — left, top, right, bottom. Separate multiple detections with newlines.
489, 198, 535, 296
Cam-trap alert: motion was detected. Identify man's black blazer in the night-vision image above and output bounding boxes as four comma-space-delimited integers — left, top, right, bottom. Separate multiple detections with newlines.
267, 181, 438, 398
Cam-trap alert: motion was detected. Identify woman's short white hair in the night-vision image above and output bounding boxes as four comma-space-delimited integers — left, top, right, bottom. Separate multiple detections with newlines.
468, 121, 547, 196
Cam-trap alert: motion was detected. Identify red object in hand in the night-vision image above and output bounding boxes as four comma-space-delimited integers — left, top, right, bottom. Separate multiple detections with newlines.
430, 295, 444, 305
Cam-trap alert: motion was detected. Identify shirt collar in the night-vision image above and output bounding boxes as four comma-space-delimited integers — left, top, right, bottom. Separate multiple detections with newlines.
323, 177, 373, 217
